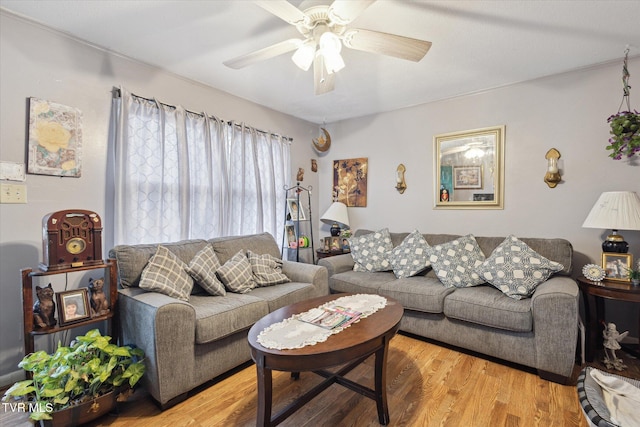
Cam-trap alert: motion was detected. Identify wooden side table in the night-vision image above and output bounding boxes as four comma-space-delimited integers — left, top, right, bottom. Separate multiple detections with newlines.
576, 276, 640, 362
316, 249, 350, 260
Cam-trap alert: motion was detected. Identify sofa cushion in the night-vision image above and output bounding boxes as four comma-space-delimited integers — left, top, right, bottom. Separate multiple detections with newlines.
378, 276, 454, 313
476, 235, 564, 300
443, 285, 533, 332
247, 250, 291, 287
186, 244, 226, 296
210, 232, 281, 265
387, 230, 431, 279
190, 293, 268, 344
427, 234, 486, 288
217, 250, 256, 293
139, 245, 194, 301
249, 282, 318, 312
329, 270, 396, 294
110, 239, 208, 288
350, 228, 393, 272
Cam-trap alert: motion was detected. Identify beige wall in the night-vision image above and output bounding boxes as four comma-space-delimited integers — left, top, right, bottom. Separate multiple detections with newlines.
2, 10, 639, 385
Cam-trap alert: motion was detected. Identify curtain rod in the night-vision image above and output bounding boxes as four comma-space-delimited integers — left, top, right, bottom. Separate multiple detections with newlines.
111, 87, 293, 142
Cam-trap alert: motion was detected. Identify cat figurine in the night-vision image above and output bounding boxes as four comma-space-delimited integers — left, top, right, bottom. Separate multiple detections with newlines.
88, 277, 109, 316
33, 283, 56, 328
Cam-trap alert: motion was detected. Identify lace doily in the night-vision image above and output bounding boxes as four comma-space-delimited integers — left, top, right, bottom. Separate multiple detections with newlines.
257, 294, 387, 350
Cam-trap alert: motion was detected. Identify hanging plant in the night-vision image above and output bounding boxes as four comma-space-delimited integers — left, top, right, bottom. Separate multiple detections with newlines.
606, 46, 640, 160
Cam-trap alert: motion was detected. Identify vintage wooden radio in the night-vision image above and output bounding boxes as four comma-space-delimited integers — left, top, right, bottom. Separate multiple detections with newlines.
40, 210, 103, 271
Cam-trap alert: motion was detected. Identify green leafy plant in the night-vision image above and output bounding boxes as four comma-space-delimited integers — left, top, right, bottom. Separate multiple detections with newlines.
607, 47, 640, 160
1, 329, 145, 422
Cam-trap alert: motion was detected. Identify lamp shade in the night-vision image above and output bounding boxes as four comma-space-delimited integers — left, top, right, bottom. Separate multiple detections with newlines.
320, 202, 350, 229
582, 191, 640, 230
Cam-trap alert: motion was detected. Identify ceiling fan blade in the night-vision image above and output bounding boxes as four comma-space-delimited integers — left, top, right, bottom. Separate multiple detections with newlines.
224, 39, 302, 69
343, 29, 431, 62
328, 0, 376, 25
314, 56, 335, 95
255, 0, 308, 26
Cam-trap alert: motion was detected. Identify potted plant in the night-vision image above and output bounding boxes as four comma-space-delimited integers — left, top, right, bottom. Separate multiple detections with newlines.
627, 263, 640, 286
606, 47, 640, 160
2, 329, 145, 425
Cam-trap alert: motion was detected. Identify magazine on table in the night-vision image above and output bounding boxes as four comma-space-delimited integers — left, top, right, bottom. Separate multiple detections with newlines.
298, 304, 362, 330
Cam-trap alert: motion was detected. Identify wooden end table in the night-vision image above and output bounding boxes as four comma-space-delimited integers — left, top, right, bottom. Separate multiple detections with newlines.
576, 276, 640, 362
247, 293, 403, 427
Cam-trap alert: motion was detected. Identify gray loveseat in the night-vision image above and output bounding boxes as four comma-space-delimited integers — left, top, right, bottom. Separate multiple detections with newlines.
319, 229, 578, 384
109, 232, 328, 408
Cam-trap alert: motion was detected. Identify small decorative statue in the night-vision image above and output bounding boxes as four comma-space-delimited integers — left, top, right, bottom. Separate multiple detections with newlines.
603, 322, 629, 371
88, 277, 110, 316
296, 167, 304, 182
33, 283, 56, 328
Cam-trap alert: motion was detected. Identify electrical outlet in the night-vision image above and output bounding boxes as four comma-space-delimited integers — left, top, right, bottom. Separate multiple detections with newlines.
0, 183, 27, 203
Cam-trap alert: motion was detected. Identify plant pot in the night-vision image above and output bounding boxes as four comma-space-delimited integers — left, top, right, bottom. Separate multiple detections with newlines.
632, 278, 640, 286
39, 390, 118, 427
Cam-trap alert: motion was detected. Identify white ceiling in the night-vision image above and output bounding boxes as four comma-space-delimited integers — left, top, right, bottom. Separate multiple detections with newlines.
2, 0, 640, 124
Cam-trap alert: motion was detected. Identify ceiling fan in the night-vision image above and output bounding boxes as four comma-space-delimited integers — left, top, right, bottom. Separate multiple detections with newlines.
223, 0, 432, 95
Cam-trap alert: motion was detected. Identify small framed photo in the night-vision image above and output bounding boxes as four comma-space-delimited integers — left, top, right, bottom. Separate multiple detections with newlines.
285, 224, 297, 248
602, 252, 633, 282
323, 238, 330, 251
453, 166, 483, 189
286, 199, 306, 221
341, 237, 350, 251
57, 289, 91, 325
330, 236, 341, 251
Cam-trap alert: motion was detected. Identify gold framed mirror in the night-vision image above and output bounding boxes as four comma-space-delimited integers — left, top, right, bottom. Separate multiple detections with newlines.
434, 125, 505, 209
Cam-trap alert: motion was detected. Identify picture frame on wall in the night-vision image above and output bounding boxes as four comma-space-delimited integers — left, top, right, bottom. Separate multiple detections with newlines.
453, 166, 483, 189
602, 252, 633, 282
57, 289, 91, 325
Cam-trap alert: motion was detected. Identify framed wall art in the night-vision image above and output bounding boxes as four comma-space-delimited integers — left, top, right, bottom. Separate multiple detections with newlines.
28, 97, 83, 177
453, 166, 483, 189
57, 289, 90, 325
434, 125, 505, 209
602, 252, 632, 282
333, 157, 368, 207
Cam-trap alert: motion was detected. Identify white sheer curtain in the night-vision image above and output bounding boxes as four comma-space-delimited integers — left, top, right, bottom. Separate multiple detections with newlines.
112, 88, 290, 246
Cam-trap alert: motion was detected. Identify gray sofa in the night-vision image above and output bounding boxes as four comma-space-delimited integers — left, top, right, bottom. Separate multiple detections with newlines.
319, 230, 579, 384
109, 232, 328, 408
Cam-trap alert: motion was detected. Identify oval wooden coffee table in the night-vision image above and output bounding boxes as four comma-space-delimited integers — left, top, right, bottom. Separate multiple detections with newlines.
248, 293, 403, 427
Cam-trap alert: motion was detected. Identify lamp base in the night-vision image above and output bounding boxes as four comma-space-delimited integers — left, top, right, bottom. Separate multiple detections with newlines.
602, 231, 628, 254
330, 223, 341, 237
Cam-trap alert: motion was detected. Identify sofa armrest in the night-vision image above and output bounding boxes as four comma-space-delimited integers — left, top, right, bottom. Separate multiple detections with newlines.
530, 276, 579, 380
317, 254, 355, 277
282, 260, 329, 296
118, 287, 196, 405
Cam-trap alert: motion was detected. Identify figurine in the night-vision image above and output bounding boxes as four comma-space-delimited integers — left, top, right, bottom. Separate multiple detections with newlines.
33, 284, 56, 328
88, 277, 110, 316
603, 322, 629, 371
311, 159, 317, 173
296, 167, 304, 182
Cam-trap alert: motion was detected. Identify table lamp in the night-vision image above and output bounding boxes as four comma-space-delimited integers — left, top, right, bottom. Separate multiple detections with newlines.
320, 202, 350, 236
582, 191, 640, 253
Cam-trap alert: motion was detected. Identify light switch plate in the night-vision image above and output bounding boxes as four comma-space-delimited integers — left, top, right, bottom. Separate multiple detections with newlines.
0, 183, 27, 203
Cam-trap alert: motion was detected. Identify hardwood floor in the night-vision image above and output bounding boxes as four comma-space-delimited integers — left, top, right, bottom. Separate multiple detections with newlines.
1, 333, 599, 427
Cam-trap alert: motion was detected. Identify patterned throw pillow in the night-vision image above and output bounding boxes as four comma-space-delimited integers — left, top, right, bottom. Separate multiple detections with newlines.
186, 244, 226, 296
476, 235, 564, 300
349, 228, 394, 272
387, 230, 431, 278
216, 250, 256, 293
247, 250, 291, 287
139, 245, 194, 301
427, 234, 485, 288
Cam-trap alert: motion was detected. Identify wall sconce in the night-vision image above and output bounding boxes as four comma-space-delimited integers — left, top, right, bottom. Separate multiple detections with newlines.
544, 148, 561, 188
396, 164, 407, 194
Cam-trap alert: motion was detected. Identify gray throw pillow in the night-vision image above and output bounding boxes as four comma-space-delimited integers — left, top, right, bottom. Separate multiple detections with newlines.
217, 250, 256, 293
476, 235, 564, 300
247, 250, 290, 287
388, 229, 431, 278
186, 244, 226, 296
428, 234, 485, 288
139, 245, 194, 301
349, 228, 393, 272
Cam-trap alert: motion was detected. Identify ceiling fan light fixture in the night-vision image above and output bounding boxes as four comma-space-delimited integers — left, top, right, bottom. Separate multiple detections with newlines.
319, 31, 342, 54
321, 50, 345, 74
292, 39, 316, 71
